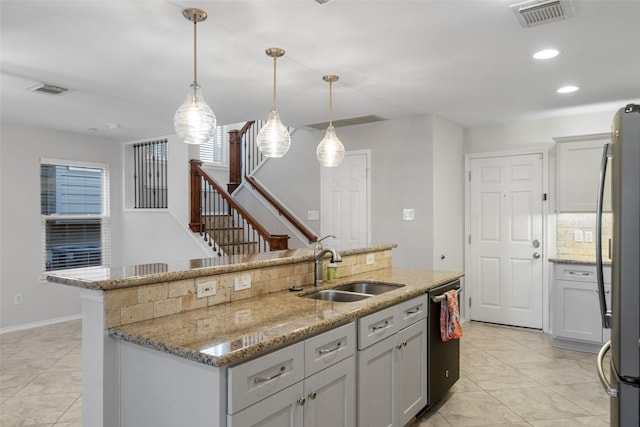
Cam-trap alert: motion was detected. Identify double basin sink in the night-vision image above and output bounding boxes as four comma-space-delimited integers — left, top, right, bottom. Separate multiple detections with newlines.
300, 281, 405, 302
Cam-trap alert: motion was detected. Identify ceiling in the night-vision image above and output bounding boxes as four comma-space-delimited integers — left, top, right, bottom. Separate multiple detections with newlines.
1, 0, 639, 142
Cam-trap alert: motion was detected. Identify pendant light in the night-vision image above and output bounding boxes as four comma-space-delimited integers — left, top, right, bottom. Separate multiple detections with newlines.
256, 48, 291, 157
316, 74, 345, 167
174, 8, 217, 145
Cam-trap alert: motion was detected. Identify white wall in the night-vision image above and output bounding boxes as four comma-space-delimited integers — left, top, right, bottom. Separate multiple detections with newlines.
0, 123, 122, 330
120, 135, 211, 265
464, 110, 615, 154
432, 116, 464, 271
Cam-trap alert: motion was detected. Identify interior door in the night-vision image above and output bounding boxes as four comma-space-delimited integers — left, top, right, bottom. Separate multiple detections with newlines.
469, 153, 543, 328
321, 151, 370, 247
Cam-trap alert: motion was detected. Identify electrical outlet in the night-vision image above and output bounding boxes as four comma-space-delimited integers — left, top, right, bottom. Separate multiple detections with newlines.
574, 229, 584, 242
234, 274, 251, 291
307, 210, 320, 221
366, 254, 375, 265
196, 279, 217, 298
584, 231, 593, 243
403, 208, 415, 221
14, 293, 23, 305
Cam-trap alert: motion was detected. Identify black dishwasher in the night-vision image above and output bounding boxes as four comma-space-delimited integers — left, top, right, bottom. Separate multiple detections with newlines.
426, 279, 461, 407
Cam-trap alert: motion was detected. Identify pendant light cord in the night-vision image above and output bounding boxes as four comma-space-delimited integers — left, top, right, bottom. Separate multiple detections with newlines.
328, 80, 333, 126
272, 56, 277, 110
193, 20, 198, 85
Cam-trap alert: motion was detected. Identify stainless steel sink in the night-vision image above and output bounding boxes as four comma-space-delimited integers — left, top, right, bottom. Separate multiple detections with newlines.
301, 290, 371, 302
332, 281, 405, 295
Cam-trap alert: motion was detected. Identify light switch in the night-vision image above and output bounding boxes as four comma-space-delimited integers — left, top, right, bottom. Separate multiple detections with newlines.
196, 279, 216, 298
584, 231, 593, 243
403, 209, 415, 221
307, 210, 319, 221
574, 230, 584, 242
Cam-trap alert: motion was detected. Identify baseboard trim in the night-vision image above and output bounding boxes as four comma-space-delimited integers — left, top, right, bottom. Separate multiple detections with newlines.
0, 313, 81, 334
552, 337, 602, 354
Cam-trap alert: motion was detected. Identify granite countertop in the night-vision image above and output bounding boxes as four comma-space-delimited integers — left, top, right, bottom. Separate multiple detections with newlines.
109, 267, 463, 368
548, 256, 612, 266
46, 244, 396, 290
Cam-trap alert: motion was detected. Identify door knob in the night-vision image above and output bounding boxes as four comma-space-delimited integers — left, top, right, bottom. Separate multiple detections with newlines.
533, 252, 541, 259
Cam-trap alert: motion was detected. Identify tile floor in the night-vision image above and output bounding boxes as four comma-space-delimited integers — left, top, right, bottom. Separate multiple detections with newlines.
0, 319, 610, 426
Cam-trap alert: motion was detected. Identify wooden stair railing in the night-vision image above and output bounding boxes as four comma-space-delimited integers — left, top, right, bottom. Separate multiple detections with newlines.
229, 121, 319, 244
190, 160, 288, 255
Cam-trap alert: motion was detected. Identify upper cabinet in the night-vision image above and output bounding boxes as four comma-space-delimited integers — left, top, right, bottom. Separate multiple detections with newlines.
555, 133, 611, 212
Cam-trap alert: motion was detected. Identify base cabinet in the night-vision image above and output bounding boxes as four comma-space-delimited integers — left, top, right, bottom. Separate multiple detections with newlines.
357, 296, 428, 427
229, 356, 355, 427
553, 263, 611, 352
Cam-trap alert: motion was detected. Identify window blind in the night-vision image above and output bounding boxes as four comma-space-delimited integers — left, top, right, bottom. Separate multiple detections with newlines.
41, 161, 110, 272
200, 126, 226, 164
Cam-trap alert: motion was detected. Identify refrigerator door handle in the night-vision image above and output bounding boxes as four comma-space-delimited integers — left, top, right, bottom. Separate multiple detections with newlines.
597, 341, 618, 397
596, 143, 612, 329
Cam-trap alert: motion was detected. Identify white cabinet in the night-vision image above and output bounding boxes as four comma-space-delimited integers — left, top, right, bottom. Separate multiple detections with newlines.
357, 295, 428, 427
553, 263, 611, 352
228, 322, 356, 427
556, 135, 611, 212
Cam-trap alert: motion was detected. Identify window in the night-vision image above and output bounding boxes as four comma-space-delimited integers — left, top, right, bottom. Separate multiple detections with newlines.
41, 159, 110, 271
132, 139, 168, 208
200, 126, 227, 165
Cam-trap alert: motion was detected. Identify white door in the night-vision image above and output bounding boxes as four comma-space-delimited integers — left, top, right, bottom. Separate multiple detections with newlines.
321, 151, 370, 246
469, 153, 543, 328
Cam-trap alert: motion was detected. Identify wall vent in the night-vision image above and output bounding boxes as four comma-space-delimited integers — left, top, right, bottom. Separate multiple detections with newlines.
511, 0, 575, 28
307, 114, 386, 130
26, 82, 70, 95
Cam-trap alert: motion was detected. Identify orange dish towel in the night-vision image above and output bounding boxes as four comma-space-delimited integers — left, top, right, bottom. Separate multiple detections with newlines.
440, 289, 463, 342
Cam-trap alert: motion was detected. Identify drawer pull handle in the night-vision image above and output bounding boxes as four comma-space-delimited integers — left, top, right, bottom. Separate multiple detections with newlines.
254, 366, 286, 383
569, 271, 590, 276
406, 308, 421, 315
372, 320, 389, 331
318, 342, 342, 354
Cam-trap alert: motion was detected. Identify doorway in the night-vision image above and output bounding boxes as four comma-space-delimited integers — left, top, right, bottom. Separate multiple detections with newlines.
467, 153, 544, 329
320, 150, 371, 247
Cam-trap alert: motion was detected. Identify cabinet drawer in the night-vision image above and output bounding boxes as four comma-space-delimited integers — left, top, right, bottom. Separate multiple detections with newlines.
305, 322, 356, 377
555, 264, 611, 283
397, 295, 427, 330
358, 305, 399, 350
228, 341, 304, 414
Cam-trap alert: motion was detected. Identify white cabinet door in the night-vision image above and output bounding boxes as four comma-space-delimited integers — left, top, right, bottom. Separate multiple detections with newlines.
557, 138, 611, 212
554, 279, 603, 343
227, 382, 304, 427
357, 334, 396, 427
304, 356, 355, 427
396, 319, 427, 427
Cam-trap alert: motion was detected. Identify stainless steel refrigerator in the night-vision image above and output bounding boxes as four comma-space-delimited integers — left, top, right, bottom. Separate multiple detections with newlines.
596, 103, 640, 426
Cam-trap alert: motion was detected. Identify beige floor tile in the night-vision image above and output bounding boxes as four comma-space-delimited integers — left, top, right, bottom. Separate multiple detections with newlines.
485, 346, 555, 364
0, 392, 78, 426
415, 410, 453, 426
57, 396, 81, 422
460, 343, 502, 367
437, 391, 525, 426
449, 375, 481, 393
513, 360, 595, 386
16, 370, 82, 396
548, 382, 610, 416
529, 415, 609, 426
490, 386, 591, 421
462, 363, 541, 391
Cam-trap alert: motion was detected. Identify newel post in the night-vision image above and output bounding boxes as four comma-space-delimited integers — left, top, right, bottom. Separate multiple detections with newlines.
189, 159, 204, 233
228, 129, 242, 194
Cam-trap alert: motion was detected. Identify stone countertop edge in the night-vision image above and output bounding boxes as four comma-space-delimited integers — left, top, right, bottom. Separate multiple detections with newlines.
548, 257, 612, 266
108, 268, 464, 368
46, 244, 397, 290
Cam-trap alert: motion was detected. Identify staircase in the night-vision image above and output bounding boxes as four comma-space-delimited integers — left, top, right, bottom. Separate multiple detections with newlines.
190, 120, 318, 257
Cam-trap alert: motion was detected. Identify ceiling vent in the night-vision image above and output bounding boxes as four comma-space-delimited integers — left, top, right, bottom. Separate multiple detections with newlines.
307, 115, 386, 130
511, 0, 575, 28
26, 82, 70, 95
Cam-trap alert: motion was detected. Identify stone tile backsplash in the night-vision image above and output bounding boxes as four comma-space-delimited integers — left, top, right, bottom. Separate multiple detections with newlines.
557, 213, 612, 258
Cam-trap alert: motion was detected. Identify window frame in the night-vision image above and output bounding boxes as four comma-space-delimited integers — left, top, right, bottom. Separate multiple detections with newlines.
40, 157, 111, 273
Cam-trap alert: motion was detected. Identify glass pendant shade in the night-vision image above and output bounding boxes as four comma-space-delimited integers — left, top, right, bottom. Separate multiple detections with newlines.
256, 109, 291, 157
316, 125, 345, 167
174, 83, 217, 145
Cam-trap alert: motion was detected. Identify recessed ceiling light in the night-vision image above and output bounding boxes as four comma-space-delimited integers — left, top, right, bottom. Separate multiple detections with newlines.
557, 85, 579, 94
533, 49, 560, 60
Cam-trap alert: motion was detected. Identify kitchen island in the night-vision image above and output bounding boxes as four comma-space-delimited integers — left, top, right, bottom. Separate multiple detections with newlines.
48, 244, 463, 426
